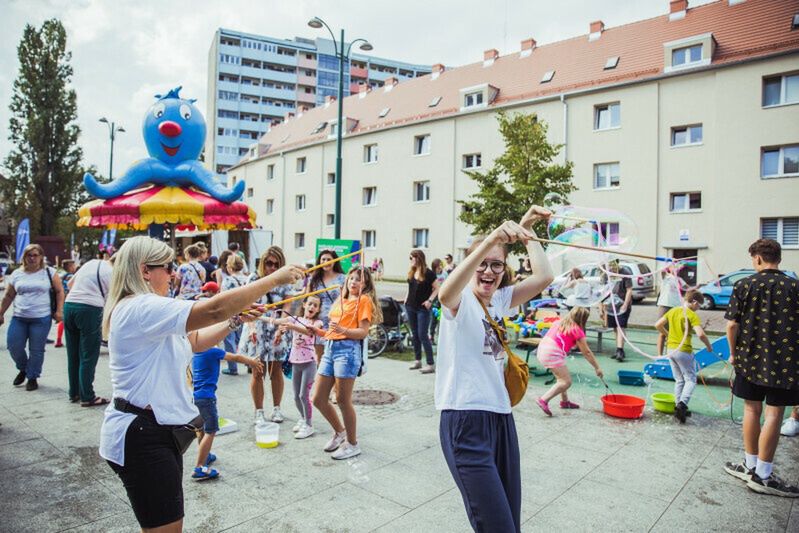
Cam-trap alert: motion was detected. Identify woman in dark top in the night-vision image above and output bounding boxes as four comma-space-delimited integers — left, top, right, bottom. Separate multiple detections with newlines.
406, 250, 438, 373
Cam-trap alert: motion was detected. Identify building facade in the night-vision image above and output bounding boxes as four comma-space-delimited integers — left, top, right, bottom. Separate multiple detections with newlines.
228, 0, 799, 281
206, 28, 431, 174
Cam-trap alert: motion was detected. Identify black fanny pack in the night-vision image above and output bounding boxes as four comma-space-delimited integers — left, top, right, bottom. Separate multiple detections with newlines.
114, 398, 202, 455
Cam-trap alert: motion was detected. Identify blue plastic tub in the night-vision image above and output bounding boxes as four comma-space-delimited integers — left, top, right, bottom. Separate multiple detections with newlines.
617, 370, 645, 386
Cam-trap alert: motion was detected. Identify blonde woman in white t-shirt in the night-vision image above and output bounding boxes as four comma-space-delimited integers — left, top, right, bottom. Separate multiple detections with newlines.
99, 236, 303, 532
435, 206, 553, 533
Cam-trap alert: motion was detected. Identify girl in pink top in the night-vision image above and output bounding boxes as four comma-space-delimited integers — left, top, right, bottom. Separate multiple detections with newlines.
535, 307, 603, 416
272, 295, 323, 439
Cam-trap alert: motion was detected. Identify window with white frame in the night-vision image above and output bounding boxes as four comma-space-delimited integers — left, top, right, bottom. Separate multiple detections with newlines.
594, 103, 620, 130
593, 222, 620, 246
761, 217, 798, 247
413, 228, 430, 248
672, 44, 703, 68
541, 70, 555, 83
295, 233, 306, 249
296, 157, 306, 173
463, 91, 484, 108
413, 181, 430, 202
363, 144, 378, 163
670, 192, 702, 212
247, 187, 253, 198
413, 135, 431, 155
326, 213, 335, 226
763, 73, 799, 107
362, 230, 377, 249
295, 194, 306, 211
362, 187, 377, 206
463, 153, 482, 169
671, 124, 703, 147
594, 163, 620, 189
267, 164, 274, 180
266, 199, 274, 214
762, 145, 799, 178
326, 172, 336, 186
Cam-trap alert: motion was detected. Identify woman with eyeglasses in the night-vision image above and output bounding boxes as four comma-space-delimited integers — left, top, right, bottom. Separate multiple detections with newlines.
100, 236, 302, 531
406, 249, 438, 374
0, 244, 64, 391
435, 206, 553, 533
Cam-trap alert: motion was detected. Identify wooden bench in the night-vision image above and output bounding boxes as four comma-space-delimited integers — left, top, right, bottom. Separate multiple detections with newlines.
515, 337, 555, 383
586, 326, 614, 352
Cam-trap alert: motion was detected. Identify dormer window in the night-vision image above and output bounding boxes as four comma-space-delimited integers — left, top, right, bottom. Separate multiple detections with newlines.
672, 45, 702, 67
664, 33, 714, 73
464, 91, 483, 107
604, 56, 619, 70
459, 84, 497, 111
541, 70, 555, 83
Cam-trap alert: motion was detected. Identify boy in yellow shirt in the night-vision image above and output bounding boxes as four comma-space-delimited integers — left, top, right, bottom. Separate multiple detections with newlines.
655, 289, 714, 423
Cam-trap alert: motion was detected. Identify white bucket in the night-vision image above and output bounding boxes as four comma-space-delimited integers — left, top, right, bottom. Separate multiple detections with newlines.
255, 422, 279, 448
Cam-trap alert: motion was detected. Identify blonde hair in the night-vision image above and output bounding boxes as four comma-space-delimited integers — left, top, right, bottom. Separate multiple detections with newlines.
184, 244, 202, 260
341, 267, 383, 324
21, 244, 46, 271
102, 236, 174, 337
257, 246, 286, 278
558, 307, 589, 335
227, 254, 245, 273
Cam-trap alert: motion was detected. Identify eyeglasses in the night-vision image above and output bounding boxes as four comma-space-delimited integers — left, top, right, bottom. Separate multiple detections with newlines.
476, 260, 506, 274
146, 262, 176, 274
264, 260, 279, 268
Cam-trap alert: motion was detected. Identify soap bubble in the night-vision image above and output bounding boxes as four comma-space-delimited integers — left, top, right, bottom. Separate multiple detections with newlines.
543, 191, 567, 211
547, 205, 638, 252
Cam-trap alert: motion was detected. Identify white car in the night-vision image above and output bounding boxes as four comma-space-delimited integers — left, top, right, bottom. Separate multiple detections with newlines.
547, 261, 654, 303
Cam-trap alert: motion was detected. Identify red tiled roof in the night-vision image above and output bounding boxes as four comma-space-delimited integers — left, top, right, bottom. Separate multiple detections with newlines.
234, 0, 799, 166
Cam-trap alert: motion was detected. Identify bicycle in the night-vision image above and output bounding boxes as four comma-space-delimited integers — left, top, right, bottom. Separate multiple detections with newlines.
367, 296, 412, 358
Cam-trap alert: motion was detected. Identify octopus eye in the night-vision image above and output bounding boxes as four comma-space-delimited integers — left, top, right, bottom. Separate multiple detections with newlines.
152, 103, 165, 119
179, 104, 192, 120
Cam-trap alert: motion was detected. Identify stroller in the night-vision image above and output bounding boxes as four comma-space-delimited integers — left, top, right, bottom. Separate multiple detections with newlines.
367, 296, 411, 357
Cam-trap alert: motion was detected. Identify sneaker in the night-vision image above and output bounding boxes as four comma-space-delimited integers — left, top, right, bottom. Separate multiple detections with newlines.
25, 379, 38, 391
192, 466, 220, 481
204, 453, 217, 466
724, 461, 754, 482
12, 371, 25, 386
747, 473, 799, 497
270, 407, 285, 423
536, 398, 552, 417
292, 420, 304, 433
295, 424, 315, 439
331, 441, 361, 460
675, 401, 688, 424
409, 361, 422, 370
616, 349, 626, 362
559, 400, 580, 409
420, 365, 435, 374
221, 369, 238, 376
324, 431, 347, 452
254, 409, 268, 427
54, 343, 64, 348
781, 417, 799, 437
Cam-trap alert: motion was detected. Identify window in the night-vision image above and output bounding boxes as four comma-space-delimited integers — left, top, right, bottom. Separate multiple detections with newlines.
604, 56, 619, 70
266, 199, 274, 214
295, 194, 306, 211
670, 192, 702, 212
413, 228, 430, 248
295, 233, 305, 249
363, 144, 378, 163
311, 121, 327, 134
326, 214, 335, 226
429, 96, 442, 107
541, 70, 555, 83
463, 153, 482, 169
246, 187, 254, 198
763, 74, 799, 107
414, 135, 431, 155
267, 164, 274, 180
362, 187, 377, 206
463, 91, 484, 108
594, 163, 620, 189
413, 181, 430, 202
379, 107, 391, 118
362, 230, 376, 249
671, 124, 703, 146
326, 172, 336, 186
762, 145, 799, 178
594, 103, 620, 130
593, 222, 620, 246
672, 44, 702, 68
762, 218, 799, 247
296, 157, 306, 173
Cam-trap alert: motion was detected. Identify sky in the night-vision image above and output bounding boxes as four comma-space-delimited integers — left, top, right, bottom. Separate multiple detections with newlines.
0, 0, 716, 178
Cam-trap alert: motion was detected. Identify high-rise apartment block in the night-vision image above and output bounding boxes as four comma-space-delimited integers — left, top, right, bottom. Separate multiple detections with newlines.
206, 28, 430, 173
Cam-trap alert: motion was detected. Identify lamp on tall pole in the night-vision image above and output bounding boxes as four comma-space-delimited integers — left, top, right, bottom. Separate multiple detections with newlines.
99, 117, 125, 181
308, 17, 372, 240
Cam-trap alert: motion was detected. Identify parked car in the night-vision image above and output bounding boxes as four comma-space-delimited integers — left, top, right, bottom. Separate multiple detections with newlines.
547, 261, 654, 303
698, 269, 798, 310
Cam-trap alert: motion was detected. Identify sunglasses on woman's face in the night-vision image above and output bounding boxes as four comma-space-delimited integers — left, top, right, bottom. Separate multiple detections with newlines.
476, 260, 506, 274
147, 262, 176, 274
264, 260, 279, 268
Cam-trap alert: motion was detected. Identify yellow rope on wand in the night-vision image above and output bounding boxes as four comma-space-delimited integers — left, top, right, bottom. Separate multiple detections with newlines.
304, 249, 363, 274
259, 284, 342, 310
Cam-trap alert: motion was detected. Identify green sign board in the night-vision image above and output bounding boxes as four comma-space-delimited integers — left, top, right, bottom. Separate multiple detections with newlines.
315, 238, 362, 273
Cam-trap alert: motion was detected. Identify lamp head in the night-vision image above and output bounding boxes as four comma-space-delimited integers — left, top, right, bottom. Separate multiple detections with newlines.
99, 117, 109, 124
359, 41, 373, 51
307, 17, 323, 29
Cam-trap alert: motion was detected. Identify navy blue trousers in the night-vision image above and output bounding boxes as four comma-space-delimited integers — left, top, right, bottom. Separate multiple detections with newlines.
440, 410, 521, 533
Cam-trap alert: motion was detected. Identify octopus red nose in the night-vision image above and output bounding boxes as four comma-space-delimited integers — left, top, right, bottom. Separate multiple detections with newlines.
158, 120, 182, 137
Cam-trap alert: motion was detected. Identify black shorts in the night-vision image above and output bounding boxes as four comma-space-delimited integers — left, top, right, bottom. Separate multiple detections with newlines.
606, 310, 630, 329
732, 374, 799, 407
107, 414, 184, 528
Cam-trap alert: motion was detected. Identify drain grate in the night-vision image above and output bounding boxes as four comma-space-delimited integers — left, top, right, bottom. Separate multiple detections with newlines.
352, 389, 399, 406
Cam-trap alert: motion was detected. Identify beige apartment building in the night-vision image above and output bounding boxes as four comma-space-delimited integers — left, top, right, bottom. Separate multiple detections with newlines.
228, 0, 799, 282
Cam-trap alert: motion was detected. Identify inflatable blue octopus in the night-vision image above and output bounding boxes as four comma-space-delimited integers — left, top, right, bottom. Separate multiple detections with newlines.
83, 86, 245, 203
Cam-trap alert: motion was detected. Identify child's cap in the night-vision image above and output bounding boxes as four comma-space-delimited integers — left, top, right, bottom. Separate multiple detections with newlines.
201, 281, 220, 293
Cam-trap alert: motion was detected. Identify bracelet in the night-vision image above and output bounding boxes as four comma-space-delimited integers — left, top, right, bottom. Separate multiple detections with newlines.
228, 315, 243, 331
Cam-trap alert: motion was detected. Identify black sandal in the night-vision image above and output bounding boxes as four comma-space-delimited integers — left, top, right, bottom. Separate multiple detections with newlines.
80, 397, 110, 407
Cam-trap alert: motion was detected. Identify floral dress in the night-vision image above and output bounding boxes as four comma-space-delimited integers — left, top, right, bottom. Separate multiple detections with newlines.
176, 261, 205, 300
238, 273, 293, 362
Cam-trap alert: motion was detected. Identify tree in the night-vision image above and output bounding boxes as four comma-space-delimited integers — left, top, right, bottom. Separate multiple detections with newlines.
1, 19, 85, 237
459, 110, 575, 253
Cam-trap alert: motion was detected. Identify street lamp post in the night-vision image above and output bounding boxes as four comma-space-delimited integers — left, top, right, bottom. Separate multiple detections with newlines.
308, 17, 372, 240
99, 117, 125, 181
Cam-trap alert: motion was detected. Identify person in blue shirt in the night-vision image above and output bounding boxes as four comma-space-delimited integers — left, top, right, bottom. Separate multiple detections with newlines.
191, 347, 262, 480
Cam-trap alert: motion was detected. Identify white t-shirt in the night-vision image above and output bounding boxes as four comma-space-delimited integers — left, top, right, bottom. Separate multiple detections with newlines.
434, 285, 513, 414
99, 293, 197, 466
8, 267, 54, 318
657, 275, 683, 308
65, 260, 112, 308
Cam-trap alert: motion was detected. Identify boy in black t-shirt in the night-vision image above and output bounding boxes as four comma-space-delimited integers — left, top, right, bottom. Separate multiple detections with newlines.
723, 239, 799, 498
599, 261, 633, 362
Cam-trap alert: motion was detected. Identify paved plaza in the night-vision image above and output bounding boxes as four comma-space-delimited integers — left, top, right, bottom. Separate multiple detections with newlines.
0, 322, 797, 533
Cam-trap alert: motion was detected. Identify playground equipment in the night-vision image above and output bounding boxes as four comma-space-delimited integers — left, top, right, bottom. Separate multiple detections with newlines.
643, 337, 730, 381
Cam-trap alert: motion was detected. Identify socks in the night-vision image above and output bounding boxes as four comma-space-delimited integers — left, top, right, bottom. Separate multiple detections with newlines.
745, 453, 758, 470
755, 459, 773, 480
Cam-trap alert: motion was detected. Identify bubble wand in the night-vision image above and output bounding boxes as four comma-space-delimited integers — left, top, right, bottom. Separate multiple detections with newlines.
259, 285, 341, 309
304, 249, 363, 274
532, 235, 680, 263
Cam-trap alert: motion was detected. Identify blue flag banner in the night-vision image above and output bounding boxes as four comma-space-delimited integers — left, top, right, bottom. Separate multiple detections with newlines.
15, 218, 30, 263
100, 230, 108, 251
108, 229, 117, 247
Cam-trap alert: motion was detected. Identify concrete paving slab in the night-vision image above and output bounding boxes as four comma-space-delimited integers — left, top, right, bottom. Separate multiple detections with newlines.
372, 487, 476, 533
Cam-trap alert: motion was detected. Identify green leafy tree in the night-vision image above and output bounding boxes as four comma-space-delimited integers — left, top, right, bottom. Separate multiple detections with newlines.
1, 19, 85, 237
459, 110, 575, 253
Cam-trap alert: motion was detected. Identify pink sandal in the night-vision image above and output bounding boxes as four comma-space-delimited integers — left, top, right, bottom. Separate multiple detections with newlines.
536, 398, 552, 416
560, 400, 580, 409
